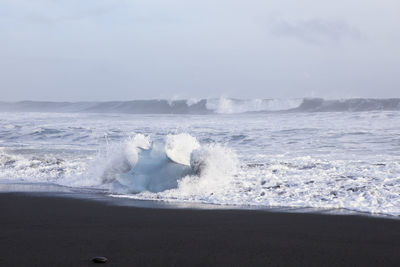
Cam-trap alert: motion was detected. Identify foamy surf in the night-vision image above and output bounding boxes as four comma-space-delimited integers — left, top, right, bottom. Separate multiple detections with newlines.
1, 111, 400, 216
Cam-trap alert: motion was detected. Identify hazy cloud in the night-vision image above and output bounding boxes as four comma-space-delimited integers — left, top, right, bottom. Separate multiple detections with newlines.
2, 0, 123, 24
270, 18, 366, 45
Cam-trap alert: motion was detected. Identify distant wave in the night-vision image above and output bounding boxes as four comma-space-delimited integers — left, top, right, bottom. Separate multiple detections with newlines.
291, 98, 400, 112
0, 98, 399, 114
205, 98, 302, 113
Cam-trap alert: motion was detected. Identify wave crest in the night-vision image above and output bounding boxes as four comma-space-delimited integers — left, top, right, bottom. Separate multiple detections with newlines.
85, 134, 240, 195
1, 98, 399, 114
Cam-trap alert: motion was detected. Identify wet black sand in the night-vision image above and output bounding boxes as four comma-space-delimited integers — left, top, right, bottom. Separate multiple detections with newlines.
1, 193, 400, 266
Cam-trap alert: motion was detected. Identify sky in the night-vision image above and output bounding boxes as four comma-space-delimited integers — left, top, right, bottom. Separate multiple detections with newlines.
0, 0, 399, 101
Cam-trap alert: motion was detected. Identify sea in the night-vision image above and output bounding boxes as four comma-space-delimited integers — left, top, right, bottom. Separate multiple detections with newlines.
1, 98, 400, 217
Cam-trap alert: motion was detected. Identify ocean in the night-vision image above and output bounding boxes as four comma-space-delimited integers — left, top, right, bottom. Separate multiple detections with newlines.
1, 98, 400, 216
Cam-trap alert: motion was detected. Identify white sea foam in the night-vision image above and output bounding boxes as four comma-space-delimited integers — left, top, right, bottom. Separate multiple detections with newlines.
205, 98, 302, 114
165, 133, 200, 166
89, 134, 151, 184
108, 134, 234, 195
186, 98, 201, 106
176, 144, 239, 197
0, 149, 87, 183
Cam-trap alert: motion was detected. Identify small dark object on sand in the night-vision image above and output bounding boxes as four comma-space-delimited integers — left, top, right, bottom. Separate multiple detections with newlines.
92, 256, 108, 263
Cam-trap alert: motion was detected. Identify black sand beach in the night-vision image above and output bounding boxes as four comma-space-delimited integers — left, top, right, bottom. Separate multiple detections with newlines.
1, 193, 400, 266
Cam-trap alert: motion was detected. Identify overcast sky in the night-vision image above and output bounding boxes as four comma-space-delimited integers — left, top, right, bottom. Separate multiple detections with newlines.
1, 0, 399, 101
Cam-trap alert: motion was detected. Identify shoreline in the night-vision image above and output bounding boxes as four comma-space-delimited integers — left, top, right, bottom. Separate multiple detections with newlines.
1, 186, 394, 221
1, 182, 399, 220
1, 192, 400, 266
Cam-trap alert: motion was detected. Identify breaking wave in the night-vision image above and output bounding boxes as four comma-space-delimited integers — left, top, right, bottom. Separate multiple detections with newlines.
293, 98, 400, 112
1, 98, 399, 114
101, 134, 239, 195
205, 98, 302, 113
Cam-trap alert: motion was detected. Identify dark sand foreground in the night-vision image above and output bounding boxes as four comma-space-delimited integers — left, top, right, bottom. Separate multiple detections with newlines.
1, 193, 400, 266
